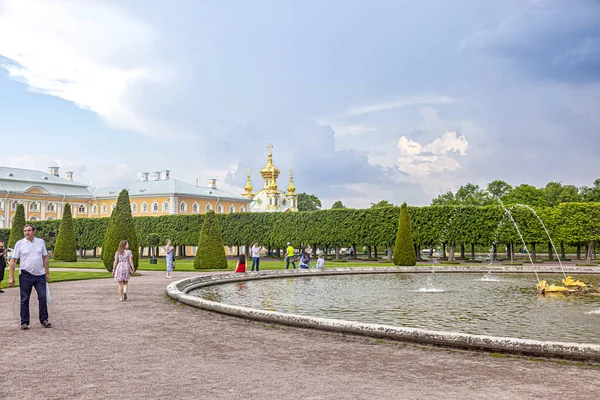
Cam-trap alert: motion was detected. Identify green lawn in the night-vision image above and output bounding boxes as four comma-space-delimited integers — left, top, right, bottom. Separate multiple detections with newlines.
0, 271, 135, 289
48, 257, 439, 272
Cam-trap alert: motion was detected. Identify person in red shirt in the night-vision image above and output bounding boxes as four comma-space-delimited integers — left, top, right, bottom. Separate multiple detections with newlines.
235, 254, 247, 273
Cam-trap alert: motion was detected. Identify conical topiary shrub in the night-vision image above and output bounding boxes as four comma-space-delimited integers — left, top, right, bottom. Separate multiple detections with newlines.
54, 203, 77, 262
393, 202, 416, 266
8, 203, 26, 249
101, 190, 139, 272
194, 211, 227, 269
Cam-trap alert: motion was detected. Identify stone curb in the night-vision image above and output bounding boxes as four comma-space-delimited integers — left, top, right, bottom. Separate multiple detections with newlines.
166, 267, 600, 362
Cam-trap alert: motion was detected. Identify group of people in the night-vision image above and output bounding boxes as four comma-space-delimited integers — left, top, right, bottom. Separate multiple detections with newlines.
3, 225, 330, 330
234, 242, 325, 273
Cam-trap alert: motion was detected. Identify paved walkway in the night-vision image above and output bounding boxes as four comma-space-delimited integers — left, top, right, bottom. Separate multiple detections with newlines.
1, 270, 599, 400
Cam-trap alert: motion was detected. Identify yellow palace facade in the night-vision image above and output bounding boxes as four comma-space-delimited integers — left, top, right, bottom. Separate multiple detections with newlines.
0, 148, 298, 256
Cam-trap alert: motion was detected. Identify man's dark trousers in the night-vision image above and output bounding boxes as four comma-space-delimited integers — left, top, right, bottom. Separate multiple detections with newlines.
19, 270, 48, 325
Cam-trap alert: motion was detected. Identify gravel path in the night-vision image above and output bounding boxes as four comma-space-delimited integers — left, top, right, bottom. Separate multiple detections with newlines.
1, 271, 599, 400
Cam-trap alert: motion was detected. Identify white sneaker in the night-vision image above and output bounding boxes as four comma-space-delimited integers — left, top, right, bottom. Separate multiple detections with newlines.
166, 276, 172, 279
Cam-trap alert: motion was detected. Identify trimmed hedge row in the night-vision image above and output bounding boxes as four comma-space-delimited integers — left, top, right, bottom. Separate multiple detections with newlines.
1, 202, 599, 250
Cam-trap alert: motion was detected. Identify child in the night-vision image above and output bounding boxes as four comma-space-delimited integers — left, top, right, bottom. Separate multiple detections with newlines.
235, 254, 247, 273
315, 254, 325, 269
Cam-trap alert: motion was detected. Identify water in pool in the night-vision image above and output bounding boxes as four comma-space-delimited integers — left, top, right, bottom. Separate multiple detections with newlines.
191, 273, 600, 344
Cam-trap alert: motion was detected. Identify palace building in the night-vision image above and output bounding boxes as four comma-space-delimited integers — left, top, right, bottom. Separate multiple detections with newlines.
0, 147, 298, 233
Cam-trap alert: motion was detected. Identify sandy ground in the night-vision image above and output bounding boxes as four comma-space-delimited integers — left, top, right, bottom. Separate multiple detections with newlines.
1, 270, 599, 400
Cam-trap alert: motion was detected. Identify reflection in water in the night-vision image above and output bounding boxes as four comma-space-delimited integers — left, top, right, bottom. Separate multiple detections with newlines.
190, 273, 600, 344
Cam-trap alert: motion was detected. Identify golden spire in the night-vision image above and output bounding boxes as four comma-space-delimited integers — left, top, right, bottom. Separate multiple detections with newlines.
260, 143, 280, 182
287, 169, 296, 194
243, 167, 254, 198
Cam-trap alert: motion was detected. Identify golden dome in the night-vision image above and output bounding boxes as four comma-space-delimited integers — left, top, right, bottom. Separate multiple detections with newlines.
260, 144, 280, 180
287, 169, 296, 194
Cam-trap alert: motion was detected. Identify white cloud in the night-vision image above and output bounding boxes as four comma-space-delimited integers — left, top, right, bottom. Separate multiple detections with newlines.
395, 130, 469, 194
0, 0, 176, 138
342, 94, 457, 117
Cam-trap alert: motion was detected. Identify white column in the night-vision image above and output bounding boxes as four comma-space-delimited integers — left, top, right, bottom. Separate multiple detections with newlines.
57, 203, 62, 219
73, 204, 78, 218
169, 196, 178, 215
41, 201, 46, 220
23, 201, 29, 221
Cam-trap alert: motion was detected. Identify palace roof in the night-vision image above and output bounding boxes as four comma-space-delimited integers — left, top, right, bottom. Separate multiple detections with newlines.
92, 178, 250, 202
0, 166, 92, 198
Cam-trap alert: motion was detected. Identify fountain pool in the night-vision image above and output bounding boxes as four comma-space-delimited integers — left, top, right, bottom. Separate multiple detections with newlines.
191, 273, 600, 345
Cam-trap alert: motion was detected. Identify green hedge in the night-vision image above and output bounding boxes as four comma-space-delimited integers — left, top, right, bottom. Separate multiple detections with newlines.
393, 203, 416, 266
0, 202, 599, 252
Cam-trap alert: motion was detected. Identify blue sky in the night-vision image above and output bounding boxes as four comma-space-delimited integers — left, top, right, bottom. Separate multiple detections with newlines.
0, 0, 599, 207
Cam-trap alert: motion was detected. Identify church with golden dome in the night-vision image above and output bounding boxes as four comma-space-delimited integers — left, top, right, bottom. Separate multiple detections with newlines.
242, 144, 298, 212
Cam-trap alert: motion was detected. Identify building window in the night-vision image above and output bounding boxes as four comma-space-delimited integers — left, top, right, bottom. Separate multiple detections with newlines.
163, 201, 169, 212
229, 205, 235, 213
131, 203, 137, 213
205, 203, 212, 213
282, 199, 287, 206
192, 246, 197, 255
30, 216, 38, 221
78, 205, 86, 214
0, 200, 4, 211
228, 246, 235, 254
11, 201, 17, 211
142, 202, 148, 213
152, 202, 159, 213
240, 206, 245, 212
180, 202, 187, 213
29, 202, 39, 212
217, 204, 223, 214
101, 205, 107, 214
193, 203, 199, 213
47, 216, 55, 221
110, 204, 116, 213
46, 203, 56, 213
92, 205, 97, 214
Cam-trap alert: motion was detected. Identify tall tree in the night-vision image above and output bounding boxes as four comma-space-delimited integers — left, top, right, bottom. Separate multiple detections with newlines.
393, 203, 416, 266
331, 201, 346, 209
503, 184, 546, 207
101, 190, 139, 272
581, 179, 600, 202
54, 203, 77, 262
297, 192, 322, 211
486, 180, 513, 200
194, 211, 228, 269
455, 183, 492, 205
544, 182, 582, 206
370, 200, 394, 208
8, 204, 25, 249
431, 191, 457, 206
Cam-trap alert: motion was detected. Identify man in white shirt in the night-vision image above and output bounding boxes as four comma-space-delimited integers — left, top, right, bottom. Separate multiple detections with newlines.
251, 241, 262, 272
9, 224, 52, 330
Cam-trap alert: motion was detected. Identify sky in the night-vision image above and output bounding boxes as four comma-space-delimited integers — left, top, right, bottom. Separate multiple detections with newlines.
0, 0, 599, 208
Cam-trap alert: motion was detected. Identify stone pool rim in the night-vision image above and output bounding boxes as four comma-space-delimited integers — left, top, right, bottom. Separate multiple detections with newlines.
166, 266, 600, 362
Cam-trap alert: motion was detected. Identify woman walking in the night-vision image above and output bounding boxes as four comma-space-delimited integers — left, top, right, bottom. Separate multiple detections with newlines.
112, 240, 135, 301
165, 239, 174, 279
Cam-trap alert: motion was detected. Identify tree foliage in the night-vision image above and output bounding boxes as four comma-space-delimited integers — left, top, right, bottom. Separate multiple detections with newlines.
393, 203, 416, 266
53, 203, 77, 262
101, 190, 139, 272
331, 200, 346, 209
370, 200, 394, 208
8, 204, 26, 248
297, 192, 322, 211
194, 211, 227, 269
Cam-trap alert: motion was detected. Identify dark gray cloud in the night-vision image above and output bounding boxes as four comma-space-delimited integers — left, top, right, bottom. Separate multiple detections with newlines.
463, 0, 600, 83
